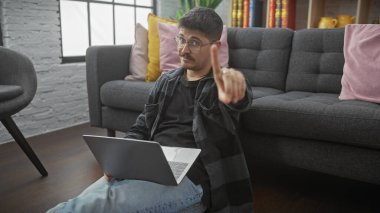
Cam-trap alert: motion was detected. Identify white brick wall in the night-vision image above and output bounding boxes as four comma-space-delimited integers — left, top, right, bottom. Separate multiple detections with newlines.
0, 0, 88, 144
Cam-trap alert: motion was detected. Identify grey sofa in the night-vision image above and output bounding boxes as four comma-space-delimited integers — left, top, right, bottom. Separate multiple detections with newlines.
86, 28, 380, 185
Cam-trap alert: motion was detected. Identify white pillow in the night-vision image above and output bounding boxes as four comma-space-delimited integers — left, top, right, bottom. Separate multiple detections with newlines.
125, 23, 148, 81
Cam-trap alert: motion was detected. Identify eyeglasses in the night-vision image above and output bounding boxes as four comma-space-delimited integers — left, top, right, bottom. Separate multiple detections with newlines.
174, 36, 215, 53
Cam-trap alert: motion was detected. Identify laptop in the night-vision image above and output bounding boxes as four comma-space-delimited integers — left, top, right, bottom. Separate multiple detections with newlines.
83, 135, 201, 186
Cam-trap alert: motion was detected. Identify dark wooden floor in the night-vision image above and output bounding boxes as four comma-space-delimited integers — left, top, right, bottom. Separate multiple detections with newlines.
0, 123, 105, 213
0, 123, 379, 213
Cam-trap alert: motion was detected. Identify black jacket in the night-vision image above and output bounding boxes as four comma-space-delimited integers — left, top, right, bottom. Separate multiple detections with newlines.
126, 68, 254, 212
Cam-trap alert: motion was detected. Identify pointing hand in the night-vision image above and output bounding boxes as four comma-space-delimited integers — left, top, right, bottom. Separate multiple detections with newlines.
211, 44, 247, 104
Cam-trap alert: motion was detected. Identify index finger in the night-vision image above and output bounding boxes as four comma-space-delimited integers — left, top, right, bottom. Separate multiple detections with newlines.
211, 44, 222, 84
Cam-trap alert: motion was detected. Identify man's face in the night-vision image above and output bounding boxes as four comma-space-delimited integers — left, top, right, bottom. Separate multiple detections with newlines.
177, 28, 214, 72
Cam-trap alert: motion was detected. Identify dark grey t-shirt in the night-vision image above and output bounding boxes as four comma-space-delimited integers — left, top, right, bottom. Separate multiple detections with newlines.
153, 74, 211, 208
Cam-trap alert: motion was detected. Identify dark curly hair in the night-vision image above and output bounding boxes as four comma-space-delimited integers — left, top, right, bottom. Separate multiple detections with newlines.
178, 7, 223, 42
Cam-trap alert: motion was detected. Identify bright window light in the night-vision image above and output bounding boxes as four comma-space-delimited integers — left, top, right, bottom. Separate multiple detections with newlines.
90, 3, 113, 46
60, 1, 89, 57
115, 6, 135, 45
59, 0, 155, 61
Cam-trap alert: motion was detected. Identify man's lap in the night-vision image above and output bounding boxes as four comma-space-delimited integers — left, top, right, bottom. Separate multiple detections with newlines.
47, 176, 204, 213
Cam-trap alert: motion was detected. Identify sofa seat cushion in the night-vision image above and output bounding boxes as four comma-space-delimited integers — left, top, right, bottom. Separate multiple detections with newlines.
243, 91, 380, 149
100, 80, 155, 112
251, 86, 283, 99
286, 28, 345, 93
228, 28, 293, 91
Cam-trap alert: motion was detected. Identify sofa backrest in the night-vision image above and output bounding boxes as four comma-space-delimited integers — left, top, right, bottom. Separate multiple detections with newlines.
286, 28, 345, 93
228, 28, 293, 91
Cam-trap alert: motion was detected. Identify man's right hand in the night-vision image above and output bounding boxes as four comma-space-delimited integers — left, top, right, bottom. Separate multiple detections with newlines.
211, 44, 247, 104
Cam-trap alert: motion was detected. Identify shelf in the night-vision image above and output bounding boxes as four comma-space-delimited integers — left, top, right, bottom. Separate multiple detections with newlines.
260, 0, 377, 29
356, 0, 370, 24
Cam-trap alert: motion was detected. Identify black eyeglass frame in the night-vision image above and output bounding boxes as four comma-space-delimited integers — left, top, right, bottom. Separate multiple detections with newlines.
174, 35, 216, 53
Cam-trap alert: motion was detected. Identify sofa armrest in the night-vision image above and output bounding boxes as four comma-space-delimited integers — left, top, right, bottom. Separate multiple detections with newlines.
86, 45, 132, 127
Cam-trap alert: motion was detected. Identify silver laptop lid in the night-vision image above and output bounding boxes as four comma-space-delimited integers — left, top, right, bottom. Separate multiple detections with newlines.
83, 135, 177, 185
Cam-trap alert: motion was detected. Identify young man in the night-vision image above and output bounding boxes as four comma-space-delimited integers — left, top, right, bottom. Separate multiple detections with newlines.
48, 7, 253, 213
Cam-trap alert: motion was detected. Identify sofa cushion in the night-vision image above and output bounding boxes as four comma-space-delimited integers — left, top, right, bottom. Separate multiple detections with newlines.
339, 24, 380, 103
125, 23, 148, 81
100, 81, 155, 112
286, 28, 345, 93
157, 22, 180, 73
251, 86, 283, 99
146, 13, 177, 82
228, 28, 293, 91
243, 91, 380, 149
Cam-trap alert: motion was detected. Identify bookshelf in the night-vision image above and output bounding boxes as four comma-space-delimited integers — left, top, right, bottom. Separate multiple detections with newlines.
259, 0, 378, 29
306, 0, 373, 28
228, 0, 266, 28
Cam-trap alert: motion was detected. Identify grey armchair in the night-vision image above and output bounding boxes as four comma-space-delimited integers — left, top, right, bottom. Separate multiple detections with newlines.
0, 47, 48, 176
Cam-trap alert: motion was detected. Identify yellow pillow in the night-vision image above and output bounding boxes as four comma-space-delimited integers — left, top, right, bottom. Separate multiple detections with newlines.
146, 13, 177, 82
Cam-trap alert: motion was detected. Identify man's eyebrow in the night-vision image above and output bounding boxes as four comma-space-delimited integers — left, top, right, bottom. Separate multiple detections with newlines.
190, 37, 202, 41
187, 36, 202, 41
177, 34, 202, 41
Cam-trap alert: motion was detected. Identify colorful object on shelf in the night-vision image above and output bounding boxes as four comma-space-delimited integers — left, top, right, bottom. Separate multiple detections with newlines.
337, 15, 355, 28
249, 0, 263, 27
281, 0, 295, 29
268, 0, 276, 28
232, 0, 238, 27
266, 0, 295, 29
243, 0, 249, 27
248, 0, 255, 27
318, 17, 338, 29
237, 0, 243, 27
275, 0, 282, 27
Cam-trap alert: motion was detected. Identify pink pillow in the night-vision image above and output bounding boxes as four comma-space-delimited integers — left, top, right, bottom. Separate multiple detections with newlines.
157, 22, 180, 72
339, 24, 380, 103
219, 26, 229, 68
125, 23, 148, 81
157, 23, 229, 73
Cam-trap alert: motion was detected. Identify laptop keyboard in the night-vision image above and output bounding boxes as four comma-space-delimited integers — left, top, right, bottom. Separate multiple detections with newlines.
168, 161, 188, 180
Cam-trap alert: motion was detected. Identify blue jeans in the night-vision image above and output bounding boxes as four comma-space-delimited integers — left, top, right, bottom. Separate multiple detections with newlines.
47, 176, 205, 213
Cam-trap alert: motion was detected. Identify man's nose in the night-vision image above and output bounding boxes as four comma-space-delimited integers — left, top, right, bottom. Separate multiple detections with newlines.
180, 43, 191, 54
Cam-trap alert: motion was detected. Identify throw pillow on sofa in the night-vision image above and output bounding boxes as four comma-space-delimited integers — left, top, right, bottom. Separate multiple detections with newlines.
157, 22, 180, 73
125, 23, 148, 81
339, 24, 380, 103
218, 26, 230, 68
157, 22, 230, 73
146, 13, 177, 82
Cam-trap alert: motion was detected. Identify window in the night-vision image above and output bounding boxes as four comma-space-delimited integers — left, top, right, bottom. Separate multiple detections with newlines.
59, 0, 156, 63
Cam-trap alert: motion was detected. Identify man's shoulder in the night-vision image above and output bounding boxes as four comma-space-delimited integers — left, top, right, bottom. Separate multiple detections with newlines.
160, 68, 184, 80
150, 68, 184, 93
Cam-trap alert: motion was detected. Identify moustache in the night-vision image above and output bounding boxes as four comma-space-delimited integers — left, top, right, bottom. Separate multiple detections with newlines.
180, 53, 194, 61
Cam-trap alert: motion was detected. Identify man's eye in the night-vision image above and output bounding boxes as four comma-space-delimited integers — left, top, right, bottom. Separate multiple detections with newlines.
189, 40, 201, 47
